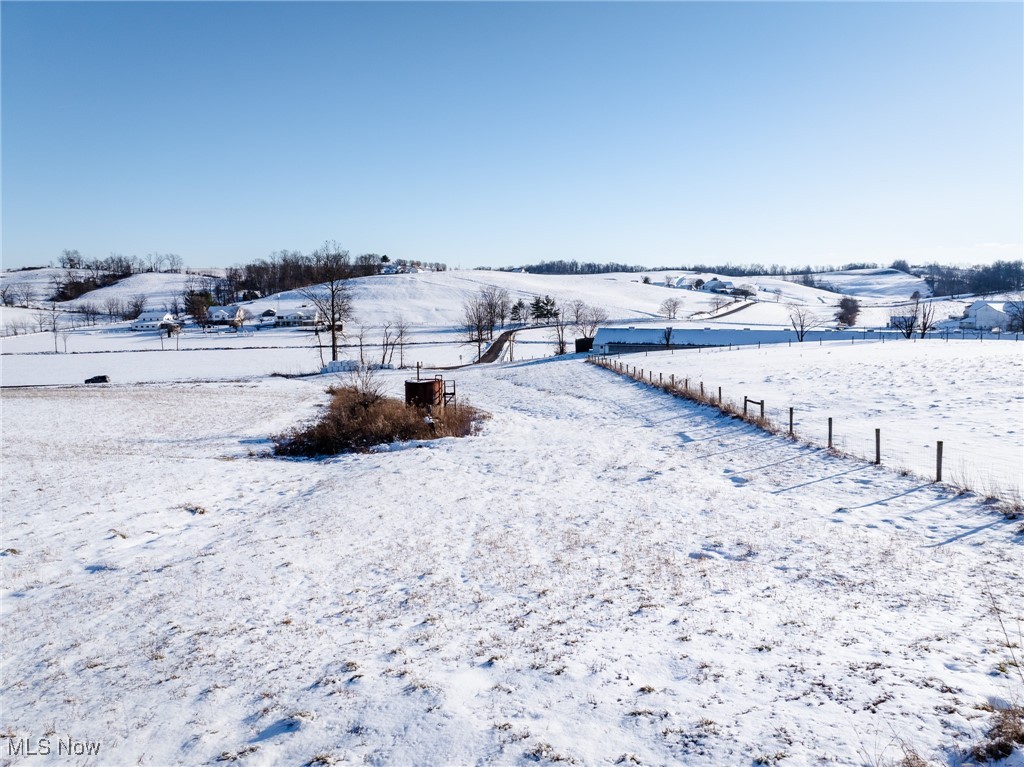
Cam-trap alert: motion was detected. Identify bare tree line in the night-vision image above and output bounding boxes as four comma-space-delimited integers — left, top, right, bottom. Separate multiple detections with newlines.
462, 288, 609, 359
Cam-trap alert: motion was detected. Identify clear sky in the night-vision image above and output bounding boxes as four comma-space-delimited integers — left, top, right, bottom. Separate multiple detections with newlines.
2, 1, 1021, 271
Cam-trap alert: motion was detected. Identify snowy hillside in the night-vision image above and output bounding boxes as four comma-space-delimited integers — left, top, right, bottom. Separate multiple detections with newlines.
813, 267, 931, 298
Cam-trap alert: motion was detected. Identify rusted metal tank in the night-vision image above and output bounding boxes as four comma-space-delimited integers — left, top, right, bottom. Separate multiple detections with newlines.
405, 378, 442, 409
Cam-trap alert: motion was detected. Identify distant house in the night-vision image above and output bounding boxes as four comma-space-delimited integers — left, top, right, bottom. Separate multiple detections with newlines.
205, 305, 245, 325
962, 301, 1010, 330
276, 307, 320, 327
132, 311, 176, 331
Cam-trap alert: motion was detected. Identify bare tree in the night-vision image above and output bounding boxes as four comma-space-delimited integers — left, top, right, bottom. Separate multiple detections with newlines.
890, 308, 918, 339
42, 302, 61, 352
380, 321, 399, 367
576, 305, 609, 338
660, 297, 682, 319
298, 242, 354, 362
103, 296, 124, 321
394, 315, 410, 368
478, 286, 511, 338
710, 295, 730, 313
79, 302, 101, 325
354, 324, 369, 366
0, 284, 14, 306
549, 302, 569, 355
1006, 291, 1024, 332
917, 300, 936, 338
165, 253, 184, 273
462, 296, 489, 361
663, 327, 674, 348
14, 283, 36, 307
566, 299, 588, 328
891, 296, 933, 338
125, 293, 147, 320
788, 304, 821, 342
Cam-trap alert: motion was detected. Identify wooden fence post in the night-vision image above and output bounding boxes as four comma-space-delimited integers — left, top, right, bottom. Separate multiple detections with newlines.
789, 407, 794, 436
936, 441, 943, 482
760, 400, 765, 420
875, 428, 881, 465
718, 386, 722, 404
828, 417, 833, 449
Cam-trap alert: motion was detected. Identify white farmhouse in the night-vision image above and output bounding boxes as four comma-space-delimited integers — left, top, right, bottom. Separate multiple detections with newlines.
131, 311, 176, 331
205, 305, 245, 325
962, 301, 1010, 330
276, 308, 320, 327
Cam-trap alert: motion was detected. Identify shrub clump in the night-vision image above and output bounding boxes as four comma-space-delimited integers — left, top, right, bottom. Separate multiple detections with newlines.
274, 383, 485, 457
969, 704, 1024, 762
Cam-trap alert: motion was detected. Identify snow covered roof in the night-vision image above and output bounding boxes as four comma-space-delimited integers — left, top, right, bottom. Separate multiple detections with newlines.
207, 305, 241, 317
968, 300, 1007, 313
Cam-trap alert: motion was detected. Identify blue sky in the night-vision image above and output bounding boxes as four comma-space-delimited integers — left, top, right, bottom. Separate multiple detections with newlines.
2, 1, 1021, 270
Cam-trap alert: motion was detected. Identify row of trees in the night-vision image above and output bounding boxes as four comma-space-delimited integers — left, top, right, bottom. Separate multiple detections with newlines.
507, 260, 898, 278
916, 260, 1023, 298
232, 251, 446, 298
462, 288, 609, 358
57, 249, 184, 274
503, 259, 1024, 298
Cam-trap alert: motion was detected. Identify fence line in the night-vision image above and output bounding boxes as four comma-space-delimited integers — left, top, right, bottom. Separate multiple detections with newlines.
586, 354, 1021, 503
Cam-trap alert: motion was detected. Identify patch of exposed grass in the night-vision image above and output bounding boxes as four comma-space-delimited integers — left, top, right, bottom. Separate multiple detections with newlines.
273, 383, 486, 457
968, 703, 1024, 762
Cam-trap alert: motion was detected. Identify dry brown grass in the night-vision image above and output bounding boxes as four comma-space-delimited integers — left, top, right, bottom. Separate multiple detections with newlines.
968, 703, 1024, 762
274, 383, 486, 457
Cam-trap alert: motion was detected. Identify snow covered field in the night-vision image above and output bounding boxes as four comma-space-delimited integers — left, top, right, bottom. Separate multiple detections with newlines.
605, 339, 1024, 498
2, 267, 1022, 765
3, 360, 1022, 766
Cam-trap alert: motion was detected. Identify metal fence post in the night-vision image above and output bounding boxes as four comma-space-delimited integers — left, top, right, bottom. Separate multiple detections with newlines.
828, 417, 833, 449
936, 441, 943, 482
789, 407, 794, 436
875, 429, 881, 465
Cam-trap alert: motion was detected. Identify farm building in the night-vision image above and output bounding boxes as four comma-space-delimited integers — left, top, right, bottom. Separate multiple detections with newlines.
276, 308, 320, 327
592, 327, 724, 354
131, 311, 176, 331
205, 306, 245, 325
591, 326, 878, 354
961, 301, 1011, 330
702, 279, 734, 293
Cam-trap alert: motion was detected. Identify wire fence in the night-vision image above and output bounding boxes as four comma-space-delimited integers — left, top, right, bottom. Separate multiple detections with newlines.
587, 354, 1022, 503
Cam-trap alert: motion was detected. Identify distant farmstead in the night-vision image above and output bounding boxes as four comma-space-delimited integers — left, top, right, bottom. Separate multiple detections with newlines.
961, 301, 1011, 331
276, 308, 320, 327
131, 311, 176, 331
205, 306, 245, 325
